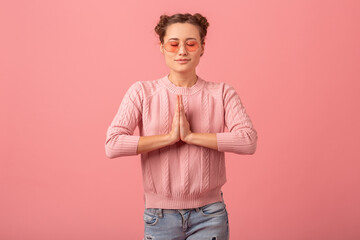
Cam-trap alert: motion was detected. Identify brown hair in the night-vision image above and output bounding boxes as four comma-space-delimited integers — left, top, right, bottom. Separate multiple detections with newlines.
154, 13, 210, 48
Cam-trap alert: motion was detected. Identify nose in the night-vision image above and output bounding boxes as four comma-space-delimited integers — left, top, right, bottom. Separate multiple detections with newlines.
178, 44, 188, 55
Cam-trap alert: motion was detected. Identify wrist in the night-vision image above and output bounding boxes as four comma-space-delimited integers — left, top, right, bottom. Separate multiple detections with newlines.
166, 133, 177, 145
166, 133, 173, 145
184, 132, 194, 144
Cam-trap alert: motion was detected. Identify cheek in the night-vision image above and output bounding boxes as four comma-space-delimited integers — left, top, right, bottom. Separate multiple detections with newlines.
191, 55, 201, 64
165, 56, 175, 66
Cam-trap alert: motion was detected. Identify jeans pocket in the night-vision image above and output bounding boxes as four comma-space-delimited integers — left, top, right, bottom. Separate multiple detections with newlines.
143, 208, 159, 226
200, 201, 227, 217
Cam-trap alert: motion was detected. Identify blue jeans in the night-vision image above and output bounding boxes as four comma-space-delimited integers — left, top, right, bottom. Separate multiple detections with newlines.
143, 191, 229, 240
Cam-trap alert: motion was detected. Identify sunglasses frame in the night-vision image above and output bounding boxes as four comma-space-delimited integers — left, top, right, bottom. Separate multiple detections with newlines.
162, 39, 202, 53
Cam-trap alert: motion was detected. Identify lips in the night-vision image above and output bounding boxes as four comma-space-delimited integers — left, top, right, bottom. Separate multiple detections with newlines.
176, 59, 190, 61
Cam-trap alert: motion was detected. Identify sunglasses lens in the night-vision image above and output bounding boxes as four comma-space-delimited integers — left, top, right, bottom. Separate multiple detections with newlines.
185, 40, 199, 51
164, 42, 177, 52
164, 41, 200, 52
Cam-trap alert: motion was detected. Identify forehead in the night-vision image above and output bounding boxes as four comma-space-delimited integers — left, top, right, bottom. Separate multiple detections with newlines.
164, 23, 200, 42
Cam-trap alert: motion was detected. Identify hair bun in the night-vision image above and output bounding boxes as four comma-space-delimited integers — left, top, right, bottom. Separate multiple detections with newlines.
154, 13, 210, 46
193, 13, 209, 29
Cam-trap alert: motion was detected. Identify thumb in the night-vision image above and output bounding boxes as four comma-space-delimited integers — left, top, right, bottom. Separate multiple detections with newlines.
177, 95, 181, 120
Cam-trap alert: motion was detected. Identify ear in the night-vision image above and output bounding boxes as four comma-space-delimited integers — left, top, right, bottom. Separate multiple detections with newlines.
201, 42, 205, 56
160, 43, 164, 54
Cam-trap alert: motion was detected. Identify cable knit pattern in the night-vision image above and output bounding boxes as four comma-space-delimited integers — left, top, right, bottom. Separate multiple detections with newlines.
182, 95, 190, 195
142, 99, 156, 194
201, 92, 210, 192
159, 91, 171, 196
105, 74, 258, 209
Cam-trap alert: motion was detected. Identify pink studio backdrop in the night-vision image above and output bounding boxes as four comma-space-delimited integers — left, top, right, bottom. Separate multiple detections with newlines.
1, 0, 359, 239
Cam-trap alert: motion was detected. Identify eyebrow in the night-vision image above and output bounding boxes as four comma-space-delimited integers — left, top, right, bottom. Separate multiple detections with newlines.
168, 38, 197, 41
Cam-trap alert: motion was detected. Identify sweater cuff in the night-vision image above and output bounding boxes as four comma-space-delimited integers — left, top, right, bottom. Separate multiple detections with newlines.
120, 135, 140, 156
216, 132, 237, 152
105, 135, 140, 158
216, 131, 257, 154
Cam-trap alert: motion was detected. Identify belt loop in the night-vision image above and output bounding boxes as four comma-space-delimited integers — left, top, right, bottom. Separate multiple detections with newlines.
158, 208, 163, 218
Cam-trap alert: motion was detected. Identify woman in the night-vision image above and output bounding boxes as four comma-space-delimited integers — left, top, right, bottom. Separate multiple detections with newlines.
105, 13, 258, 240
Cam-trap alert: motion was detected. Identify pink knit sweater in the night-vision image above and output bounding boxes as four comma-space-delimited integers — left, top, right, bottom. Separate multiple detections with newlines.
104, 74, 258, 209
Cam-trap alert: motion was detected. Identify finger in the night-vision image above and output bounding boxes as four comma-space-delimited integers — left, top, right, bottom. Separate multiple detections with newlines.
176, 95, 179, 112
179, 95, 183, 112
179, 96, 185, 114
177, 95, 180, 118
180, 97, 186, 118
177, 95, 180, 113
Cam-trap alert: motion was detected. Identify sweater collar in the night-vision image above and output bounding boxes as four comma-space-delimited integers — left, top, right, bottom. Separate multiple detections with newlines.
159, 73, 205, 95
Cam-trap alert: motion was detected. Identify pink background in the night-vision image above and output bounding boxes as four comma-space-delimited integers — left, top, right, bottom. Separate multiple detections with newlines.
1, 0, 360, 239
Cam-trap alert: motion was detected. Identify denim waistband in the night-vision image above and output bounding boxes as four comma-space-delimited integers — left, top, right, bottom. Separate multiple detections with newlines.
144, 191, 225, 218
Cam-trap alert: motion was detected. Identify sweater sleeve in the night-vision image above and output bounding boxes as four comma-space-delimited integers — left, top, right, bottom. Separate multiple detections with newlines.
104, 81, 142, 158
216, 83, 258, 155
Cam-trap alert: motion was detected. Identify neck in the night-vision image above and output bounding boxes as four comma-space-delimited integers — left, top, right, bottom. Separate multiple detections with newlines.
168, 70, 198, 88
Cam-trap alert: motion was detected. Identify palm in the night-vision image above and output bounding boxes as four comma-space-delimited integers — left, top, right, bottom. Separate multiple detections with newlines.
169, 95, 192, 144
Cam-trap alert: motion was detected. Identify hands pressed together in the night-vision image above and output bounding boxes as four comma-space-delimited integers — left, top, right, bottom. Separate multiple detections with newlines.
168, 95, 193, 144
135, 94, 218, 155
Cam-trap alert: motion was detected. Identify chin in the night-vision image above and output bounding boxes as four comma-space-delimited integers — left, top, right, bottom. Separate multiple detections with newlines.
173, 67, 195, 73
